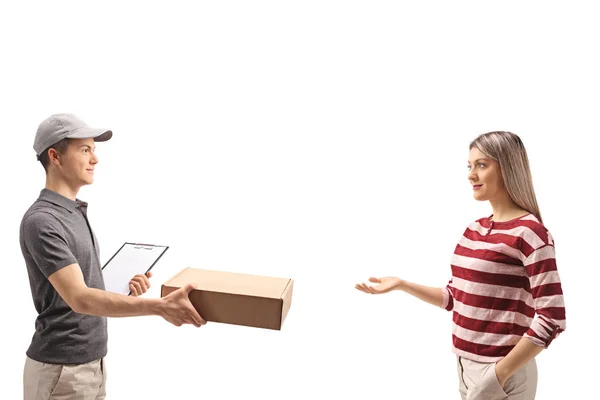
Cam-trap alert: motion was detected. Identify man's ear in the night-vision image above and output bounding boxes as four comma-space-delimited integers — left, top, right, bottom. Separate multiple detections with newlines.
48, 148, 61, 166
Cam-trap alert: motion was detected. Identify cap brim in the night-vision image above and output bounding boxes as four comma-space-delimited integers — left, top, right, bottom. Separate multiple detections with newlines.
67, 128, 113, 142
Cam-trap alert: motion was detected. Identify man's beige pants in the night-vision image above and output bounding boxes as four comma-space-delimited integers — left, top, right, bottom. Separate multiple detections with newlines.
24, 356, 106, 400
457, 356, 537, 400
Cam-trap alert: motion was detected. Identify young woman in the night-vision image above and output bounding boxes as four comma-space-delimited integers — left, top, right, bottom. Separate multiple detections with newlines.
356, 131, 566, 400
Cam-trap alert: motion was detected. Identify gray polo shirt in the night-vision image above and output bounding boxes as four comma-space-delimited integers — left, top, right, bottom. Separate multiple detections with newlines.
20, 189, 108, 365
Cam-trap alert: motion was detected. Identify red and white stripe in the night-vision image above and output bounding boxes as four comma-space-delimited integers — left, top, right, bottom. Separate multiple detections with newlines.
441, 214, 566, 362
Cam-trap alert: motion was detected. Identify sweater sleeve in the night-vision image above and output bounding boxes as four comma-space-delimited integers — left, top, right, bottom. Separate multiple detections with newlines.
522, 229, 566, 348
441, 278, 455, 311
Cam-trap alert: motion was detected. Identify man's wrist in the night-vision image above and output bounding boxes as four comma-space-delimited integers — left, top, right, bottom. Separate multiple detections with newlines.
143, 298, 164, 317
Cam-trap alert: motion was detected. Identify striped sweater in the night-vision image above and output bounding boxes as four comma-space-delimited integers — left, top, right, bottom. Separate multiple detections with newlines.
441, 213, 566, 363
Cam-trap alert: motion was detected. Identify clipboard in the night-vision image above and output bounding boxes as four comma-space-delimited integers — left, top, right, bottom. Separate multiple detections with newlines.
101, 242, 169, 296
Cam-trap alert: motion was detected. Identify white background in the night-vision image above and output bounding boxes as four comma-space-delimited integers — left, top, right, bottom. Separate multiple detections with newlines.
1, 1, 598, 398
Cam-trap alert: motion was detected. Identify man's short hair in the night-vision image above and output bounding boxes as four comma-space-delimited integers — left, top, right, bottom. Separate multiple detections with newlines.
39, 138, 71, 172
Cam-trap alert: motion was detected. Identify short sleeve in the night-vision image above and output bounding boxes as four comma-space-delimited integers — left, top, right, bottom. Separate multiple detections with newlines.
22, 212, 78, 278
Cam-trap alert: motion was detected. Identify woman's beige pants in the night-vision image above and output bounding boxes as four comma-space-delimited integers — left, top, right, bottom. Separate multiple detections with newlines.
457, 356, 537, 400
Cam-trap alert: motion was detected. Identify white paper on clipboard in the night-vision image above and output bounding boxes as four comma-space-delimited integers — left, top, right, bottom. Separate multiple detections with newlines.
101, 242, 169, 295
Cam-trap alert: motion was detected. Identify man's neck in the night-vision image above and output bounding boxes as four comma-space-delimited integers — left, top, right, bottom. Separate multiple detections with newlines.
45, 175, 80, 201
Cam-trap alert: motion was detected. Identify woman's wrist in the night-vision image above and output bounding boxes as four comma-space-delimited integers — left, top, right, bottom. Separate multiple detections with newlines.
393, 278, 406, 291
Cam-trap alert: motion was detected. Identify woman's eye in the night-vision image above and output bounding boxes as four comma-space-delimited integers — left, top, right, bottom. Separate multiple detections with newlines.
478, 163, 486, 168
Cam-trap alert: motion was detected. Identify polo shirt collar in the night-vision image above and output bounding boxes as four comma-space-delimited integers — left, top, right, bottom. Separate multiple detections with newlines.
39, 188, 88, 213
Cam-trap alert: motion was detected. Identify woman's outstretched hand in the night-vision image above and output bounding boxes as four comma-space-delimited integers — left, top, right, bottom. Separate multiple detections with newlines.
355, 276, 402, 294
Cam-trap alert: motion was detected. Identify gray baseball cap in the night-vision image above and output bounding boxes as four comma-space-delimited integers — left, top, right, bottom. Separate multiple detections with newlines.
34, 113, 113, 159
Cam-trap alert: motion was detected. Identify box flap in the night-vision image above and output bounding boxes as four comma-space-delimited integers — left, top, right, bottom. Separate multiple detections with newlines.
280, 278, 293, 324
164, 267, 290, 299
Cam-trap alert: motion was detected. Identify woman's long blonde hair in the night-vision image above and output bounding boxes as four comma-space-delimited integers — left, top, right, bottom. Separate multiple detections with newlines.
470, 131, 543, 224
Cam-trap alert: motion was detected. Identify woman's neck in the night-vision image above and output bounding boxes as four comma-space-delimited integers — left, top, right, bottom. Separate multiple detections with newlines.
489, 197, 528, 222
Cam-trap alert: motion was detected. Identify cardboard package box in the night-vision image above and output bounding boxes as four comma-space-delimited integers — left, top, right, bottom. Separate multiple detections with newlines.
161, 267, 293, 330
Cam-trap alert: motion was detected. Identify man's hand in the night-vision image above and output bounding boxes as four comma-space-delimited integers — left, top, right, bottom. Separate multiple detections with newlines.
159, 283, 207, 327
129, 271, 152, 297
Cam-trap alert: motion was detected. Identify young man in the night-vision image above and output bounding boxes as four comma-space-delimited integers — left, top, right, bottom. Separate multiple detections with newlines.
20, 113, 206, 400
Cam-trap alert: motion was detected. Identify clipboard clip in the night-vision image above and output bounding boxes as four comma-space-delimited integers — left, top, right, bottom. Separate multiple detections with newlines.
133, 243, 155, 250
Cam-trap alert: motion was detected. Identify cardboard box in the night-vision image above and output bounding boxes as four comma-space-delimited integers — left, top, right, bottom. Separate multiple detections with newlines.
161, 267, 293, 330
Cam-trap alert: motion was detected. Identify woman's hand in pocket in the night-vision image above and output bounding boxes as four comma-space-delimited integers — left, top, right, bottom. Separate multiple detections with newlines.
495, 359, 511, 389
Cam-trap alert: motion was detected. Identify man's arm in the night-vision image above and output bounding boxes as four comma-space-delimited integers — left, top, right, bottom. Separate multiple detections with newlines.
49, 263, 206, 327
